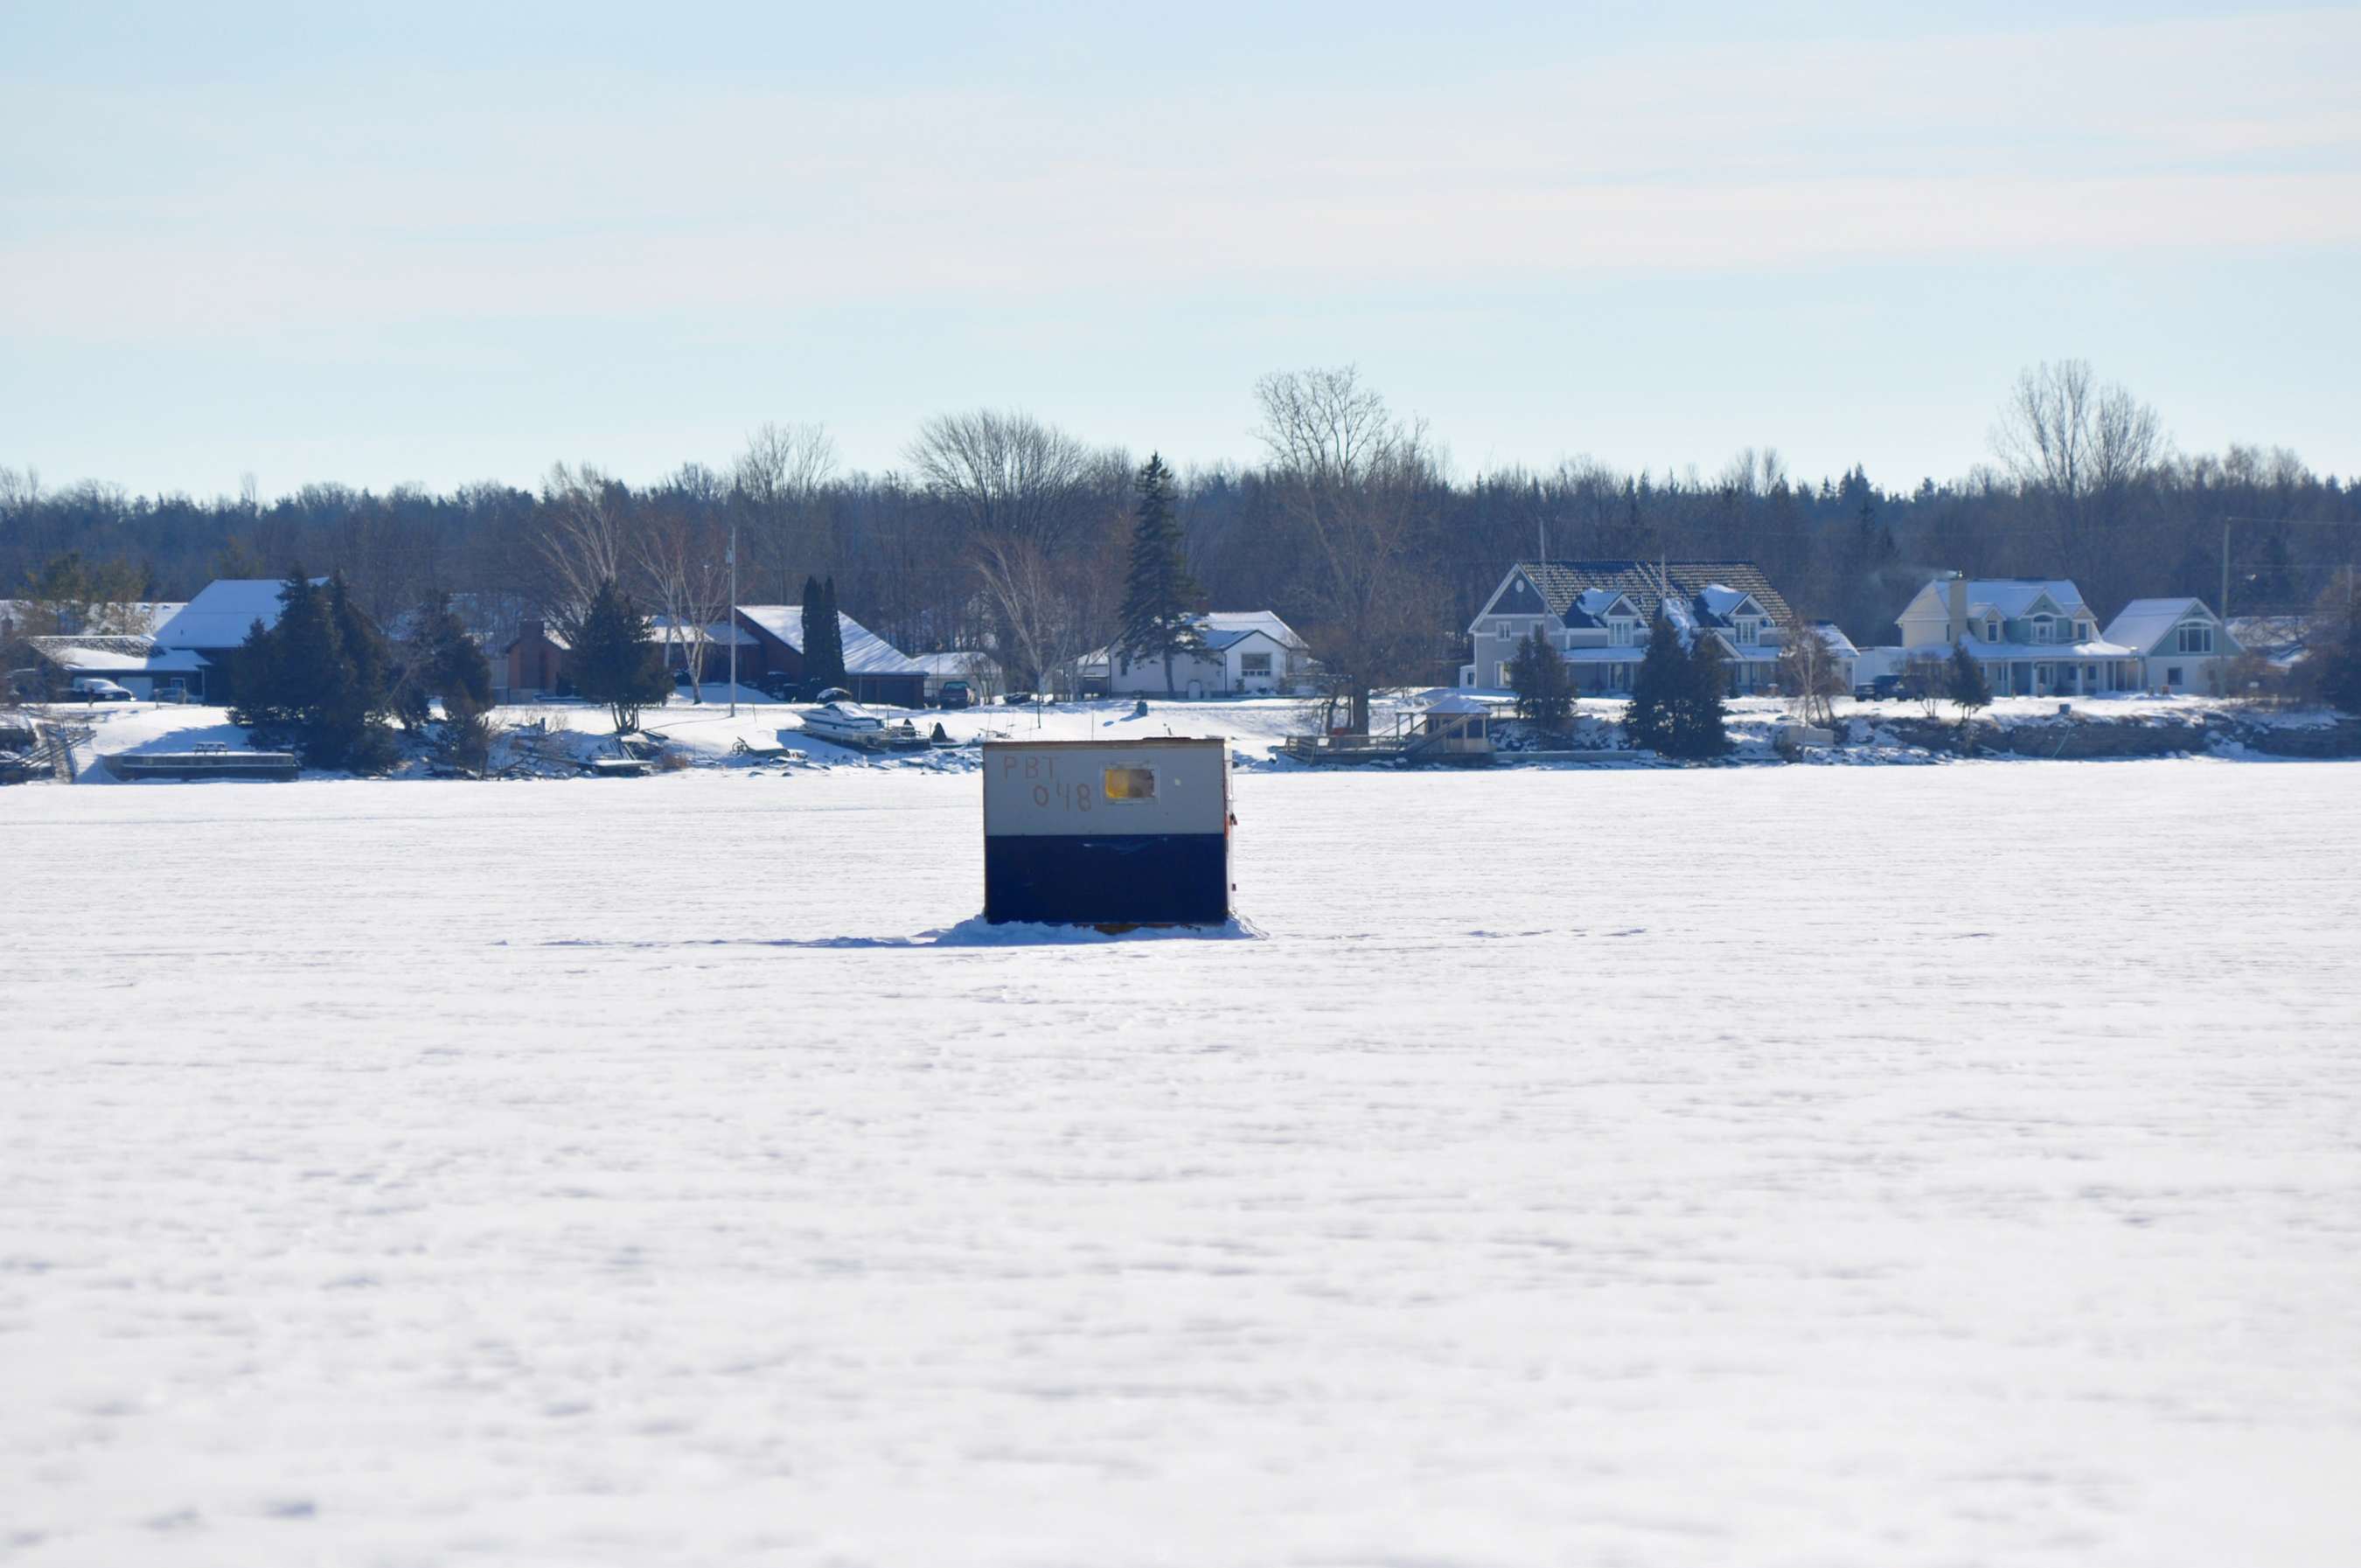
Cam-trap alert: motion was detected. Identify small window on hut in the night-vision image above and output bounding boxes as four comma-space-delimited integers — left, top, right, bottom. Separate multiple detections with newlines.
1103, 766, 1155, 801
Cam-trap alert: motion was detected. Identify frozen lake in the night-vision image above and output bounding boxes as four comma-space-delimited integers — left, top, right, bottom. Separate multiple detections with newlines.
4, 762, 2359, 1565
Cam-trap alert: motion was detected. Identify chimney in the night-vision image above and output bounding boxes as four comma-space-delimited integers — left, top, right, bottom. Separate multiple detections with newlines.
1947, 575, 1968, 646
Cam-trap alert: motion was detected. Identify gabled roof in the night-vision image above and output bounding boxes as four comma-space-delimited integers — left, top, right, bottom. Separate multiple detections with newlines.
1902, 578, 2091, 621
27, 638, 211, 673
735, 606, 925, 674
1812, 621, 1861, 657
1200, 610, 1306, 649
649, 617, 757, 648
2104, 597, 2237, 655
1477, 561, 1795, 632
1691, 585, 1766, 627
156, 579, 326, 649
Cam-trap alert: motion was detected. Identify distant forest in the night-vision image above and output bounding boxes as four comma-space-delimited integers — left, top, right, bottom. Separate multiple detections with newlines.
5, 363, 2356, 689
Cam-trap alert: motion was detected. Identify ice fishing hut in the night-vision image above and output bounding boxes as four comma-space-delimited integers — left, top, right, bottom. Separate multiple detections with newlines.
981, 738, 1231, 925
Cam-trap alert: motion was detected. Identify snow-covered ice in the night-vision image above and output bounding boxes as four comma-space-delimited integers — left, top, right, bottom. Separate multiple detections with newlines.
3, 762, 2359, 1565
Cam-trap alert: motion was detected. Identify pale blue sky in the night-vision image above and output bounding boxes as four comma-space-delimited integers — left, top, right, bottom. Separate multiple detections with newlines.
4, 2, 2357, 498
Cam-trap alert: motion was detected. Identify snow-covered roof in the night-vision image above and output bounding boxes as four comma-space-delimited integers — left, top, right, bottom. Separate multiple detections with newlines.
1813, 621, 1861, 657
1477, 561, 1796, 634
29, 638, 210, 673
649, 617, 757, 647
1693, 585, 1763, 624
735, 606, 925, 674
156, 579, 324, 649
1904, 578, 2090, 621
1422, 693, 1495, 714
2104, 598, 2235, 655
907, 651, 1000, 677
1199, 610, 1306, 650
1900, 638, 2136, 659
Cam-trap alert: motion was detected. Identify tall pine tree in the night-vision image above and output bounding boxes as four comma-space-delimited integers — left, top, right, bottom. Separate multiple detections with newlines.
801, 575, 847, 696
1671, 630, 1731, 757
1116, 453, 1206, 696
1624, 612, 1687, 751
228, 568, 396, 770
393, 592, 494, 728
572, 579, 672, 734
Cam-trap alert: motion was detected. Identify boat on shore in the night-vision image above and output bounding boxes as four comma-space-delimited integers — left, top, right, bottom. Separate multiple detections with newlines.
797, 693, 929, 752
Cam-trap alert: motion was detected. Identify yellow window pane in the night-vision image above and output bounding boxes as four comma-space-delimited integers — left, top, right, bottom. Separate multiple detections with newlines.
1103, 766, 1154, 801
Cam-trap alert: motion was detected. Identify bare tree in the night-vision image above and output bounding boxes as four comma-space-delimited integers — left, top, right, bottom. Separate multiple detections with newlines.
908, 410, 1125, 678
534, 463, 633, 634
1253, 366, 1445, 732
1991, 360, 2164, 574
734, 422, 839, 601
908, 410, 1100, 555
1775, 619, 1843, 728
633, 489, 732, 700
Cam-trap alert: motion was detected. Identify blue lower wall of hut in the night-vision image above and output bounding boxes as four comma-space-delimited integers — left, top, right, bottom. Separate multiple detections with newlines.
984, 833, 1229, 925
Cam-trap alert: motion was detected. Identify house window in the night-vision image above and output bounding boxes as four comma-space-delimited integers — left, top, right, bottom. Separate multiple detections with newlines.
2166, 666, 2184, 686
1985, 617, 1999, 641
2032, 617, 2054, 643
2176, 624, 2213, 653
1240, 652, 1271, 676
1498, 622, 1518, 641
1610, 620, 1632, 645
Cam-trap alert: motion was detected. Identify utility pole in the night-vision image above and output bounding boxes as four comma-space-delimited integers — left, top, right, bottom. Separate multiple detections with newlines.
727, 526, 738, 718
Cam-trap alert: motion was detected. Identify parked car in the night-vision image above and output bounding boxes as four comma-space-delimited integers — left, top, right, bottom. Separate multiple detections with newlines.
70, 678, 134, 702
937, 679, 974, 709
1854, 674, 1905, 701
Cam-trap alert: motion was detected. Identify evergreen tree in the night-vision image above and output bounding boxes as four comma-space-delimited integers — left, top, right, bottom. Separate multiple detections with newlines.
1624, 611, 1687, 750
572, 579, 672, 733
1670, 631, 1731, 757
1507, 627, 1574, 731
2315, 620, 2361, 714
802, 575, 847, 696
228, 568, 397, 770
321, 575, 396, 770
394, 593, 495, 728
1948, 642, 1993, 717
1116, 453, 1206, 695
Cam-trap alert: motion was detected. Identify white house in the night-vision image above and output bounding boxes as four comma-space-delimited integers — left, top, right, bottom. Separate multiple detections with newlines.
1083, 611, 1311, 698
1894, 576, 2142, 698
2102, 597, 2243, 695
1459, 561, 1800, 693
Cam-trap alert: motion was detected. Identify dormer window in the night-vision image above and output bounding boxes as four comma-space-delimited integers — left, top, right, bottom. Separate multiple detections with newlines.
2032, 617, 2055, 644
1984, 617, 1999, 642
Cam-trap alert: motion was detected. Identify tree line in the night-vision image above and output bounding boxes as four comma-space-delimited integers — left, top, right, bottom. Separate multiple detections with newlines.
6, 362, 2358, 718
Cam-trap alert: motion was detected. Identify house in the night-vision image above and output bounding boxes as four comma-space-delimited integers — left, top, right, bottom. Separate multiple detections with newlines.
1460, 561, 1798, 693
2103, 597, 2244, 695
21, 583, 285, 702
150, 579, 320, 703
24, 636, 211, 700
648, 617, 762, 686
909, 650, 1005, 705
504, 618, 575, 700
1895, 576, 2142, 697
1082, 611, 1313, 698
734, 605, 928, 707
